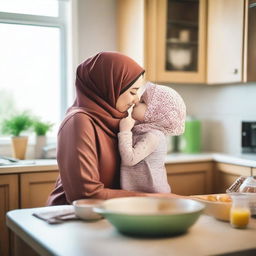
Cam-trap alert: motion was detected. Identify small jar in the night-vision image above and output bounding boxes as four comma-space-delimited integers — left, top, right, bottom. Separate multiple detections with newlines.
230, 195, 251, 229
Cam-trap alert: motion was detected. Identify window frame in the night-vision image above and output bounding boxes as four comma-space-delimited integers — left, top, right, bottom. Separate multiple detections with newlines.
0, 1, 69, 123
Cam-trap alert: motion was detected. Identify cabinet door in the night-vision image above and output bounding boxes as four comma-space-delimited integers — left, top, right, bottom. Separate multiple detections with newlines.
244, 0, 256, 82
252, 168, 256, 176
166, 162, 213, 195
20, 171, 59, 208
147, 0, 207, 83
0, 175, 18, 256
207, 0, 244, 84
215, 163, 251, 193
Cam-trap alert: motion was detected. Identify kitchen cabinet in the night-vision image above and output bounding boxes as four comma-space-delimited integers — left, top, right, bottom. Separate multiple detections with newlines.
166, 161, 213, 195
252, 168, 256, 176
207, 0, 244, 84
117, 0, 253, 84
0, 175, 18, 256
244, 0, 256, 82
215, 163, 251, 193
118, 0, 207, 83
20, 171, 59, 208
0, 162, 58, 256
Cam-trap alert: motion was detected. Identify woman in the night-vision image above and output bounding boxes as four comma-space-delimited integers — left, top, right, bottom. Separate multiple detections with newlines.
47, 52, 180, 205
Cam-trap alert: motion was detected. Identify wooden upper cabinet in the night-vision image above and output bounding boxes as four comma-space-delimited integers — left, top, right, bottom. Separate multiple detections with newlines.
207, 0, 244, 84
243, 0, 256, 82
117, 0, 254, 84
117, 0, 207, 83
150, 0, 207, 83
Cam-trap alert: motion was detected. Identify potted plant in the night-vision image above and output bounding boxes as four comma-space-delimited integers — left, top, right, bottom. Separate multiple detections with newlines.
2, 112, 33, 159
33, 120, 53, 159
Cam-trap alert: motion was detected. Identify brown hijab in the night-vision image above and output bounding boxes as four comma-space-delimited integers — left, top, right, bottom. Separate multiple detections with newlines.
47, 52, 145, 205
66, 51, 145, 136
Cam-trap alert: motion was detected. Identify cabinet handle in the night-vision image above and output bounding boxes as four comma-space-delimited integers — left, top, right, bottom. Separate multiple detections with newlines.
233, 69, 238, 74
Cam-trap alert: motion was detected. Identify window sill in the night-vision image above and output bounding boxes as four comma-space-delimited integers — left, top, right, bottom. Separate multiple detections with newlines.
0, 136, 56, 145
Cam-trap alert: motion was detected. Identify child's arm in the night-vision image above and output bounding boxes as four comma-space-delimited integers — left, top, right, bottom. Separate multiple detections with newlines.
118, 131, 159, 166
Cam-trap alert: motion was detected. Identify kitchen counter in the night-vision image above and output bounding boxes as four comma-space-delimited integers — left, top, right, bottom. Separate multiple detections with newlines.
0, 159, 58, 174
1, 152, 256, 175
165, 152, 256, 168
6, 206, 256, 256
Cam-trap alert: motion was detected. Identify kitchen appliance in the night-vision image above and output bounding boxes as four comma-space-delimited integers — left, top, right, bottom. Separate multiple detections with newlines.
179, 117, 201, 153
242, 121, 256, 153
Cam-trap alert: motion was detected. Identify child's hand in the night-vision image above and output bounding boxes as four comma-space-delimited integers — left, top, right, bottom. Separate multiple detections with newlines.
119, 115, 135, 132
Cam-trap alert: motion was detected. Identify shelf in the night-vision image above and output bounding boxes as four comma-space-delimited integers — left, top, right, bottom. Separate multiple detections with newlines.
170, 0, 199, 2
168, 20, 198, 28
166, 41, 198, 46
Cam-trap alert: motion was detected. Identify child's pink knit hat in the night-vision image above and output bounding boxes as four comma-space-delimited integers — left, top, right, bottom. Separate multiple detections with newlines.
133, 82, 186, 135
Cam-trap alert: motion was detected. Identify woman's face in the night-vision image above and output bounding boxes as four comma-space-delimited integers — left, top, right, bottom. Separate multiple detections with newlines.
116, 76, 144, 112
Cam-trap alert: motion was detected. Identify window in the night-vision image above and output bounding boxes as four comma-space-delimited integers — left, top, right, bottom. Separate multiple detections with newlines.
0, 0, 70, 138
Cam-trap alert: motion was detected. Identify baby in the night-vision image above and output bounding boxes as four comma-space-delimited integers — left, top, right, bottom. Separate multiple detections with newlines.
118, 82, 186, 193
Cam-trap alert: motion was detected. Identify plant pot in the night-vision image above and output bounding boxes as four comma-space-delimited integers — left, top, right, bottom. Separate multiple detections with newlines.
34, 135, 47, 159
11, 136, 28, 160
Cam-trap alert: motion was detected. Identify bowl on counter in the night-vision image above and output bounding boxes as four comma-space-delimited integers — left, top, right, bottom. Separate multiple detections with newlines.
192, 194, 232, 221
72, 199, 104, 221
94, 197, 205, 237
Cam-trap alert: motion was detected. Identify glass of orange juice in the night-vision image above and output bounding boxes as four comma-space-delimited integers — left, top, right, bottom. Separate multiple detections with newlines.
230, 194, 251, 229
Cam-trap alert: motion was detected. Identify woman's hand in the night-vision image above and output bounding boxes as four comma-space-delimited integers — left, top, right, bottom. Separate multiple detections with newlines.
119, 115, 135, 132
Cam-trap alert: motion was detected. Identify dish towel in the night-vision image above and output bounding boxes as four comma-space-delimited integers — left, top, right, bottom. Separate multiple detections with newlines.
33, 205, 78, 224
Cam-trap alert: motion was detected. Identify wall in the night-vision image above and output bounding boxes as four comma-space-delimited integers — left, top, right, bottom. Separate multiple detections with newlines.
76, 0, 117, 63
170, 83, 256, 155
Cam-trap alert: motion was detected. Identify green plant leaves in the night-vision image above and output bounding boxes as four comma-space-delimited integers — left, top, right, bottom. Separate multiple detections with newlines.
33, 120, 53, 136
2, 112, 33, 137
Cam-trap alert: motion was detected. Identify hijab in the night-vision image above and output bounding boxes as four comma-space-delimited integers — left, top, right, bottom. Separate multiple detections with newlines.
132, 82, 186, 136
61, 51, 145, 137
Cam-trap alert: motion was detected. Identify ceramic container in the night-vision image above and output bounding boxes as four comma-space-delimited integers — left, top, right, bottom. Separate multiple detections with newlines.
193, 194, 232, 221
94, 197, 204, 237
72, 199, 104, 220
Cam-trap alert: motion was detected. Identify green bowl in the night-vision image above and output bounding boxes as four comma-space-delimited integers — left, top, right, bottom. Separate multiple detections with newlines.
94, 197, 205, 237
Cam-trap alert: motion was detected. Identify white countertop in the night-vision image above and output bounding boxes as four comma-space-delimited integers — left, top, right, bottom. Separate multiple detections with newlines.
6, 206, 256, 256
165, 152, 256, 168
1, 153, 256, 174
0, 159, 58, 174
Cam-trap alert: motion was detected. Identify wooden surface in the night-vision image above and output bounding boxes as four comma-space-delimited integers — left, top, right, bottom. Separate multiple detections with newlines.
207, 0, 244, 84
252, 168, 256, 176
215, 162, 252, 193
0, 167, 58, 256
166, 161, 213, 195
246, 0, 256, 81
0, 175, 19, 256
155, 0, 207, 83
6, 206, 256, 256
20, 171, 59, 208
